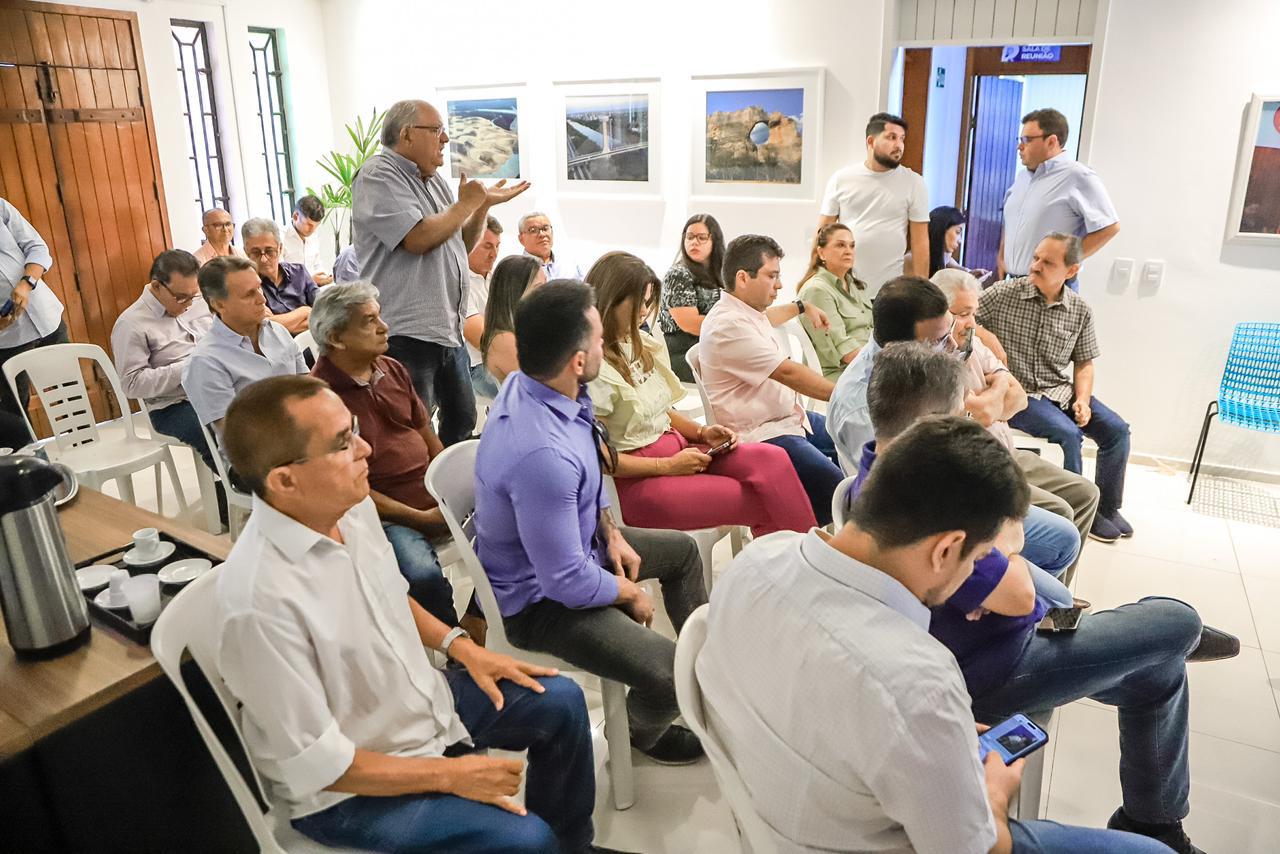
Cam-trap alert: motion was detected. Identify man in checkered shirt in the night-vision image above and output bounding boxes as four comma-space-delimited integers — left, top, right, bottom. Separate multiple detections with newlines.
977, 232, 1132, 543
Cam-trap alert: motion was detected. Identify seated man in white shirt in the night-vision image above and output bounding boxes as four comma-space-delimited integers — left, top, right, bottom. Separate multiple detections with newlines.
215, 375, 616, 854
110, 249, 214, 463
698, 415, 1171, 854
698, 233, 841, 524
280, 194, 333, 285
463, 215, 503, 399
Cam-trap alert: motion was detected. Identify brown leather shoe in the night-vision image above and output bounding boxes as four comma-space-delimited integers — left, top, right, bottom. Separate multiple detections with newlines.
460, 613, 488, 648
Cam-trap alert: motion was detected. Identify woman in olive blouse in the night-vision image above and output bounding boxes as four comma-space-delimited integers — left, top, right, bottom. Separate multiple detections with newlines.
587, 251, 815, 536
657, 214, 725, 383
797, 222, 873, 380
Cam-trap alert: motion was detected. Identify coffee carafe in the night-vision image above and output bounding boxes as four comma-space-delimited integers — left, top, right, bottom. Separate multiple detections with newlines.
0, 455, 90, 658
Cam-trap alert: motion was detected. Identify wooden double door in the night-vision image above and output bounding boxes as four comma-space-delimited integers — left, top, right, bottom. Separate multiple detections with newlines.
0, 0, 170, 428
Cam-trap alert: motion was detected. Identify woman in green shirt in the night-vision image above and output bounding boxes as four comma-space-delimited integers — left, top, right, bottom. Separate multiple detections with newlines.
797, 222, 873, 380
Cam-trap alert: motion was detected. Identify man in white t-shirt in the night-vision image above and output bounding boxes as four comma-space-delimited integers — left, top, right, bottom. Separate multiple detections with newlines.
462, 215, 503, 399
818, 112, 929, 295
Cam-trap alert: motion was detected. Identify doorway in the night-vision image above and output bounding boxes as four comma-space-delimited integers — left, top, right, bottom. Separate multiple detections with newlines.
896, 44, 1092, 273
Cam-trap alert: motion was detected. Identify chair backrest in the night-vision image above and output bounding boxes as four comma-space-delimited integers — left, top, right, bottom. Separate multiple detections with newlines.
674, 604, 778, 854
2, 343, 141, 452
831, 474, 858, 528
772, 319, 820, 410
293, 329, 318, 363
685, 344, 718, 424
424, 440, 521, 656
1219, 322, 1280, 432
601, 474, 629, 527
198, 419, 251, 500
150, 569, 285, 853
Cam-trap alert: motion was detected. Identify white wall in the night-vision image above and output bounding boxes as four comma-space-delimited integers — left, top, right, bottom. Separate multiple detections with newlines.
317, 0, 888, 294
1080, 0, 1280, 474
31, 0, 337, 259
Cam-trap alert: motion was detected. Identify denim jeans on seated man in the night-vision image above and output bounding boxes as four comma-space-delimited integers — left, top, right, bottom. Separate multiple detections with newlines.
383, 522, 458, 628
470, 361, 501, 400
148, 398, 216, 468
1010, 818, 1169, 853
761, 410, 844, 526
294, 669, 595, 854
1009, 394, 1131, 516
1020, 503, 1079, 607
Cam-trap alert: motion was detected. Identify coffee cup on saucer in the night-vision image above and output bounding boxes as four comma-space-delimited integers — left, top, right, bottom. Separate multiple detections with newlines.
132, 528, 161, 558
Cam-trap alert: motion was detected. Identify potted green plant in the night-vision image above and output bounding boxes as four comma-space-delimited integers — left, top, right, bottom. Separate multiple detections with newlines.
308, 108, 386, 255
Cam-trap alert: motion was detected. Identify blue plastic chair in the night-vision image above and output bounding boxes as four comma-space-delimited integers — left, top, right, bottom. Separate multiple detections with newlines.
1187, 323, 1280, 503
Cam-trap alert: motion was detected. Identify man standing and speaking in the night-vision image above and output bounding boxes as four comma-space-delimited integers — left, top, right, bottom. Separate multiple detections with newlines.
353, 99, 528, 445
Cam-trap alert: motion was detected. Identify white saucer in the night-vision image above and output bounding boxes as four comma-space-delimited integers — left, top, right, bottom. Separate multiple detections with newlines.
76, 565, 116, 591
158, 558, 212, 585
94, 588, 130, 610
123, 541, 176, 566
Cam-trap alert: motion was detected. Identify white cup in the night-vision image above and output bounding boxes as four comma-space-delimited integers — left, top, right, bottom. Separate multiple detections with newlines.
122, 574, 162, 624
132, 527, 161, 558
107, 569, 131, 606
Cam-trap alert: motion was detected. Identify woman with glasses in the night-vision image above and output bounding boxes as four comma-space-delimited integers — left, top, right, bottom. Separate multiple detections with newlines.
657, 214, 725, 383
480, 255, 546, 384
796, 222, 873, 380
587, 251, 815, 537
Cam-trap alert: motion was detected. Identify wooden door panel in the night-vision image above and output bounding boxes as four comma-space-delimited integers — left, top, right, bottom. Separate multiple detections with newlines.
0, 7, 35, 64
44, 12, 71, 67
24, 8, 52, 64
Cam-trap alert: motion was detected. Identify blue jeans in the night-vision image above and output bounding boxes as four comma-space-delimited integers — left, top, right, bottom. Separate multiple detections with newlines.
470, 361, 501, 399
763, 411, 844, 526
1009, 395, 1130, 515
1010, 819, 1171, 853
386, 337, 476, 446
293, 671, 595, 853
972, 597, 1201, 826
1022, 503, 1080, 607
383, 523, 458, 627
148, 399, 215, 468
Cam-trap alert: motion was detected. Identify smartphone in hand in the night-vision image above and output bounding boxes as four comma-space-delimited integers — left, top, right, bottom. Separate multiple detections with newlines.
979, 713, 1049, 765
0, 299, 13, 318
707, 439, 733, 457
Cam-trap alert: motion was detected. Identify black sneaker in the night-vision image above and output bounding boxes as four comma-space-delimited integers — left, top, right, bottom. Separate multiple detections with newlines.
636, 724, 704, 765
1089, 514, 1122, 543
1109, 510, 1134, 537
1187, 624, 1241, 662
1107, 807, 1205, 854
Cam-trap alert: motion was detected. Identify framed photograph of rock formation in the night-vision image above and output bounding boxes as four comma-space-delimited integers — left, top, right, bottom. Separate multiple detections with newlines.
554, 78, 661, 196
1226, 93, 1280, 244
692, 69, 824, 200
438, 85, 524, 181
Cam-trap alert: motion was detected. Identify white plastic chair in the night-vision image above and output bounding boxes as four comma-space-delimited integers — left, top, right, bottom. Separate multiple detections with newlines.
831, 477, 1052, 820
773, 318, 824, 412
674, 604, 778, 854
602, 474, 743, 595
199, 420, 254, 539
140, 400, 223, 534
151, 570, 363, 853
3, 343, 187, 514
293, 329, 317, 363
684, 344, 717, 425
424, 440, 636, 810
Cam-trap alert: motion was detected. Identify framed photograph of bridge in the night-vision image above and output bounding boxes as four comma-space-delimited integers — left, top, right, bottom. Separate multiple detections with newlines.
1225, 93, 1280, 244
554, 78, 661, 196
437, 83, 525, 182
691, 68, 824, 200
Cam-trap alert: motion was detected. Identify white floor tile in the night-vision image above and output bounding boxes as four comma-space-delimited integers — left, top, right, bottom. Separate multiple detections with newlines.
592, 757, 739, 854
1105, 503, 1239, 573
1265, 651, 1280, 719
1229, 520, 1280, 581
1073, 549, 1261, 650
1185, 646, 1280, 751
1243, 574, 1280, 654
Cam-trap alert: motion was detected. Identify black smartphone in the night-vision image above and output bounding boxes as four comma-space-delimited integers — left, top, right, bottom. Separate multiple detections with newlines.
707, 440, 733, 457
979, 714, 1049, 765
0, 299, 13, 318
1036, 606, 1084, 633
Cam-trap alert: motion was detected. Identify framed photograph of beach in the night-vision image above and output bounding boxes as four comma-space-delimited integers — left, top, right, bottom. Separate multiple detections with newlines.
437, 84, 525, 182
691, 68, 824, 200
1225, 93, 1280, 244
553, 78, 661, 197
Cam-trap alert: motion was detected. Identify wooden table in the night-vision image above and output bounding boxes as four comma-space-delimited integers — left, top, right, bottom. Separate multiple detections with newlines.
0, 488, 229, 761
0, 489, 250, 852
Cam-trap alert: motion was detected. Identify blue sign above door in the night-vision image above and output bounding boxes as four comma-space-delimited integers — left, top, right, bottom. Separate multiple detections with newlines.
1000, 45, 1062, 63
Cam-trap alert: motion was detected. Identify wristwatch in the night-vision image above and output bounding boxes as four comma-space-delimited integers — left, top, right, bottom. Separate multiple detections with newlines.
19, 274, 38, 289
440, 626, 471, 657
793, 298, 805, 315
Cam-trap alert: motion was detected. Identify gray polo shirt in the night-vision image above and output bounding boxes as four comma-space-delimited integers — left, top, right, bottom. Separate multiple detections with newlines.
352, 149, 469, 348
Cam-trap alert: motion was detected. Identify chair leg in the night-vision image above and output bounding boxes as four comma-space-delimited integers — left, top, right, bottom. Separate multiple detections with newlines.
195, 459, 223, 534
154, 464, 164, 517
1015, 745, 1047, 820
1186, 401, 1218, 504
162, 450, 189, 515
117, 473, 136, 506
696, 532, 718, 595
601, 678, 635, 810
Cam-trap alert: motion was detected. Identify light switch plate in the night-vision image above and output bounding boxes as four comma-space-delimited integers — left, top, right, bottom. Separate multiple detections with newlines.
1112, 258, 1134, 286
1142, 260, 1165, 288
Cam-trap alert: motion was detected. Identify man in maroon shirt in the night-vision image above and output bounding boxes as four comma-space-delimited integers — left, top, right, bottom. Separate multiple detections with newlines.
310, 281, 474, 633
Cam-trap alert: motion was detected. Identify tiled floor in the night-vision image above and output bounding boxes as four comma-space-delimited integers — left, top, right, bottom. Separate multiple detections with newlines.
118, 450, 1280, 853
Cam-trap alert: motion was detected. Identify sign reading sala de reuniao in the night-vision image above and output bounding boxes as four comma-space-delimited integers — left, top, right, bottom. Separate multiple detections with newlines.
1000, 45, 1062, 63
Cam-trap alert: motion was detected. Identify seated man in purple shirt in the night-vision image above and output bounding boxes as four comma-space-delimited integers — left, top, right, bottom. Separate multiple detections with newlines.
475, 281, 707, 765
851, 342, 1234, 854
242, 217, 317, 335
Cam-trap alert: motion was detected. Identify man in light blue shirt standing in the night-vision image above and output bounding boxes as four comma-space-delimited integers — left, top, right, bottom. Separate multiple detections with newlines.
0, 197, 68, 424
999, 109, 1120, 290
